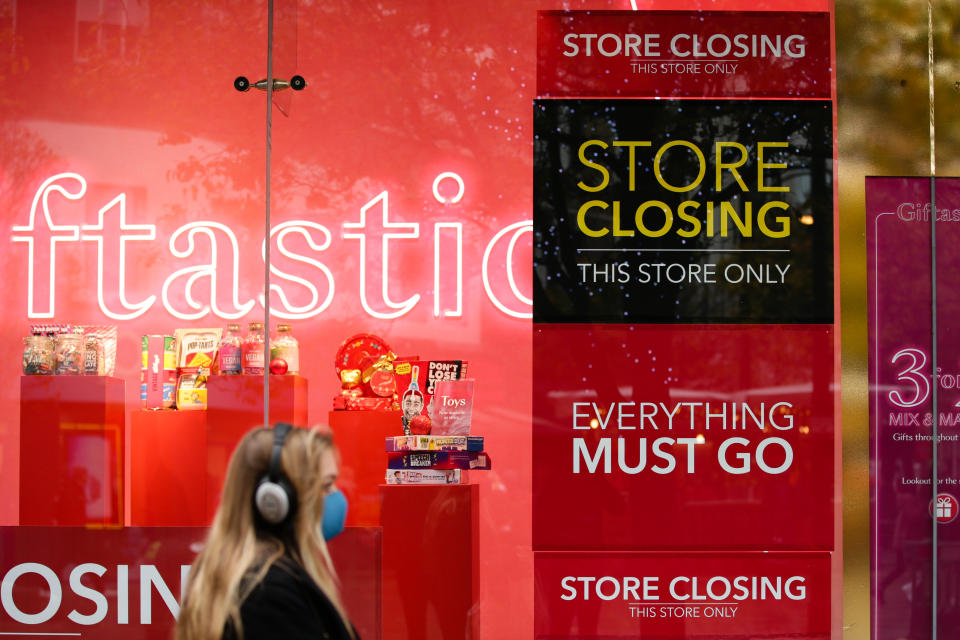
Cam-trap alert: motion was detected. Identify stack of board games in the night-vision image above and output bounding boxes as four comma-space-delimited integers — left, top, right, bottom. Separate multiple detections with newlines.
384, 435, 490, 484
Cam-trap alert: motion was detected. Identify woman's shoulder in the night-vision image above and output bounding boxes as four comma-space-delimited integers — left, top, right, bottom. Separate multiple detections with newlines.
237, 558, 355, 640
242, 559, 314, 616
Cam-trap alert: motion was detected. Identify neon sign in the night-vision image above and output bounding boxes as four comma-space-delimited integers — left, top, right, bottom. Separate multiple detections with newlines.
11, 173, 533, 321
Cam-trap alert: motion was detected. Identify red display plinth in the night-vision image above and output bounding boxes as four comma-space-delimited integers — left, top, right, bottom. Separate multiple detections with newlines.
380, 483, 479, 640
206, 375, 308, 518
130, 410, 208, 526
329, 409, 402, 526
329, 526, 383, 640
19, 376, 125, 526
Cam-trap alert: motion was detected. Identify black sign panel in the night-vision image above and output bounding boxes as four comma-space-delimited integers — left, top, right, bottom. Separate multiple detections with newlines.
533, 99, 833, 324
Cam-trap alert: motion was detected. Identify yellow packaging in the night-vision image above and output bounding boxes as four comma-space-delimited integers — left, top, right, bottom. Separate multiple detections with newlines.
141, 335, 177, 370
174, 328, 222, 373
176, 372, 208, 410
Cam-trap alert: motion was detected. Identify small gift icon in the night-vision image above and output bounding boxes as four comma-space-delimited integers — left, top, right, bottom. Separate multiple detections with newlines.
933, 493, 959, 523
937, 496, 953, 519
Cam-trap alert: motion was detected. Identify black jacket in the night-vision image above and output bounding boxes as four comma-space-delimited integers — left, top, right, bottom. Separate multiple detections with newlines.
224, 558, 356, 640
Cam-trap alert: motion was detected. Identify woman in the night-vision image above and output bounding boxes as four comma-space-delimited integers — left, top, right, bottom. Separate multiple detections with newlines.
176, 424, 356, 640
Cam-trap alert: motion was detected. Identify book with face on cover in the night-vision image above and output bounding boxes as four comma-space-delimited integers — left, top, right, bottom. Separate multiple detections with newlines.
394, 360, 468, 418
429, 379, 475, 435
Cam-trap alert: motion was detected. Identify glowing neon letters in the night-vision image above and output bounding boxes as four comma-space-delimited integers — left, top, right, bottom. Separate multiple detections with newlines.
12, 173, 531, 321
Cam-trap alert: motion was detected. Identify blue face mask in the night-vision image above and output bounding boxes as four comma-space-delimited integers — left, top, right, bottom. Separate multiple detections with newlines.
321, 489, 348, 541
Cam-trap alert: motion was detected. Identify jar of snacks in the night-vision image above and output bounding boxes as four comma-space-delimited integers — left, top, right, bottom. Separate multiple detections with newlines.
270, 324, 299, 375
84, 335, 101, 375
22, 336, 55, 375
218, 324, 243, 375
242, 322, 265, 375
55, 333, 84, 375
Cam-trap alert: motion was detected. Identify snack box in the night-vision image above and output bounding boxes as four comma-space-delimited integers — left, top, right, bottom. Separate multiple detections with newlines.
141, 335, 177, 409
175, 327, 222, 373
176, 371, 208, 410
141, 335, 177, 370
385, 469, 464, 485
386, 450, 491, 470
385, 435, 483, 452
140, 368, 177, 409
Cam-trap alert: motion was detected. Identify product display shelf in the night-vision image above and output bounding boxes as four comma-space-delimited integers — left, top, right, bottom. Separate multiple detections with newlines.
128, 375, 308, 525
380, 483, 480, 640
19, 375, 125, 526
329, 409, 402, 526
329, 526, 383, 640
129, 409, 208, 526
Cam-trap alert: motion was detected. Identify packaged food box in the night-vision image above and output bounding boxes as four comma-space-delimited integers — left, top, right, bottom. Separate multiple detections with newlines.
385, 435, 484, 452
176, 371, 208, 410
141, 367, 177, 409
141, 335, 178, 408
386, 450, 491, 470
141, 335, 177, 370
175, 328, 222, 373
385, 469, 464, 485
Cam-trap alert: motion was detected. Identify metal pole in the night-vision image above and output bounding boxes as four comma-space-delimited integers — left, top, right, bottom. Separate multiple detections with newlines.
927, 1, 937, 636
264, 0, 274, 427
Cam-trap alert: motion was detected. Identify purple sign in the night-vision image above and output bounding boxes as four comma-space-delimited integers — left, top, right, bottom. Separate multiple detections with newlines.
867, 177, 960, 639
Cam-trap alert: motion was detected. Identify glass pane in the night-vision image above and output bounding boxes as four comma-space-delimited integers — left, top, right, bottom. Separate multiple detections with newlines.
0, 0, 269, 636
1, 1, 956, 639
844, 2, 960, 639
270, 2, 533, 637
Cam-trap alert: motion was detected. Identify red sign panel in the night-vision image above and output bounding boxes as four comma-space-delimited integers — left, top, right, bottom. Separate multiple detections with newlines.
537, 11, 831, 98
534, 552, 831, 639
0, 526, 381, 640
533, 9, 837, 639
532, 324, 835, 551
0, 527, 203, 640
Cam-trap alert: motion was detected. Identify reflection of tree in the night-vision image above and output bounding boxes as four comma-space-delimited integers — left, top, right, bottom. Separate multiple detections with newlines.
835, 5, 960, 638
0, 124, 60, 211
837, 1, 960, 175
101, 0, 535, 245
276, 1, 532, 243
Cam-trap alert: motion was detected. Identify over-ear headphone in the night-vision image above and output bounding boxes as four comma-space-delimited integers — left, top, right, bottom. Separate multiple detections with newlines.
254, 423, 297, 525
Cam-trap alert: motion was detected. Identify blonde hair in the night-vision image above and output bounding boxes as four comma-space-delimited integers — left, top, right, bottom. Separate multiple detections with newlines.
175, 426, 351, 640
